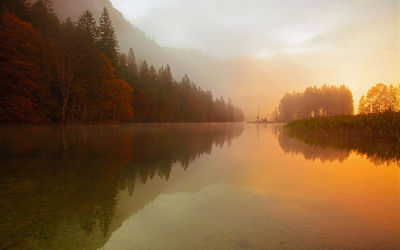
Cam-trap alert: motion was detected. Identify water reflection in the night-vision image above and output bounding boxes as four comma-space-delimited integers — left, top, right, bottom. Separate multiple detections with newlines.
278, 126, 400, 166
0, 124, 243, 249
273, 126, 350, 163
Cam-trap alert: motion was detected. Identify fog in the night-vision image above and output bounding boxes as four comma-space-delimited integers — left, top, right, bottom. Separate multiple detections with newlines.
52, 0, 399, 119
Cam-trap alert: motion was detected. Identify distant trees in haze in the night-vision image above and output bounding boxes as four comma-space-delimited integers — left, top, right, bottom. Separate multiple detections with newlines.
277, 85, 353, 122
0, 0, 244, 123
358, 83, 400, 114
116, 53, 245, 122
273, 83, 400, 122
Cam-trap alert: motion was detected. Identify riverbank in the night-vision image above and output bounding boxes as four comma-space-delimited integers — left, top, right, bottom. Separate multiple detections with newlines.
284, 112, 400, 165
285, 112, 400, 141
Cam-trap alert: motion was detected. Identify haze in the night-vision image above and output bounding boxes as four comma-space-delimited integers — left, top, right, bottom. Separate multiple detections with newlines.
111, 0, 398, 119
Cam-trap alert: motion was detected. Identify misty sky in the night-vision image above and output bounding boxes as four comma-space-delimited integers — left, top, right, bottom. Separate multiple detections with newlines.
110, 0, 398, 58
110, 0, 399, 118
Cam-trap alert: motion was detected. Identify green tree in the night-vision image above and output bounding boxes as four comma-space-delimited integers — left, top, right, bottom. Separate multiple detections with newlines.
99, 8, 118, 66
76, 10, 98, 47
127, 48, 138, 81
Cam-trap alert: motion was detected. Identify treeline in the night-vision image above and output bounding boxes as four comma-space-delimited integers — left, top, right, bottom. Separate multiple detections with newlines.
277, 85, 353, 122
0, 0, 244, 123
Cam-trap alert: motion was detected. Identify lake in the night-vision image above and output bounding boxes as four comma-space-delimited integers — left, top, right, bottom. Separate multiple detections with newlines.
0, 123, 399, 249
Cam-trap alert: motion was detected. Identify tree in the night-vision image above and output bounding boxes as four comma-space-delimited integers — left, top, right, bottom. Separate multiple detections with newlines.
29, 0, 59, 37
76, 10, 97, 47
127, 48, 138, 81
75, 10, 100, 121
358, 83, 400, 114
0, 13, 43, 122
56, 18, 80, 122
0, 0, 30, 21
99, 8, 118, 66
110, 79, 134, 121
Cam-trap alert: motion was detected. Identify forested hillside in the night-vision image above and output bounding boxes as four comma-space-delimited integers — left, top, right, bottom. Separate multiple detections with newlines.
0, 0, 244, 123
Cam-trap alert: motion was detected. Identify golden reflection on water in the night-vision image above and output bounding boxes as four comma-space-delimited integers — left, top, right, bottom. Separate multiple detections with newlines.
105, 124, 399, 249
238, 126, 400, 243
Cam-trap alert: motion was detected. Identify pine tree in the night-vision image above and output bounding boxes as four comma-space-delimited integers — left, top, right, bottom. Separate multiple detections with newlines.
139, 60, 150, 83
77, 10, 98, 46
127, 48, 137, 81
99, 8, 118, 66
30, 0, 59, 37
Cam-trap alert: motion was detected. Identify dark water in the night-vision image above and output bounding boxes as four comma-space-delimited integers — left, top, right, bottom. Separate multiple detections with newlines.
0, 124, 399, 249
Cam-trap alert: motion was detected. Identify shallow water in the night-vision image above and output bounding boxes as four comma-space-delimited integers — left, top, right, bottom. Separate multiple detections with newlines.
0, 123, 399, 249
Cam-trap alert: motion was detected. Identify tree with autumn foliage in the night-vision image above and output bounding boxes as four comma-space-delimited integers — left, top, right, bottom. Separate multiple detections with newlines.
0, 13, 43, 122
358, 83, 400, 114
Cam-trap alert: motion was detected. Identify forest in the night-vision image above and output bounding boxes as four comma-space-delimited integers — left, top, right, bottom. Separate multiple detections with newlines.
0, 0, 245, 123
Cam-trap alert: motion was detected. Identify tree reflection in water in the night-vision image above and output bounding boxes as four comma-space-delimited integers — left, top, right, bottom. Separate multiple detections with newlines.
0, 124, 243, 249
273, 126, 350, 163
278, 126, 400, 166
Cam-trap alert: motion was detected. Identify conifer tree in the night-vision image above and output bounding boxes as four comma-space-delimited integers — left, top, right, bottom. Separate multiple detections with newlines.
127, 48, 137, 81
77, 10, 97, 46
99, 8, 118, 66
30, 0, 59, 37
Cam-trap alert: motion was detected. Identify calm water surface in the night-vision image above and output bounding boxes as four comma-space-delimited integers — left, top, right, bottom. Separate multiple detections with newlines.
0, 123, 399, 249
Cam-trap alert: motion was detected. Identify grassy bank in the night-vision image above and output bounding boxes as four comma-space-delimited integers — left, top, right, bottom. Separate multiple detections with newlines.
285, 112, 400, 141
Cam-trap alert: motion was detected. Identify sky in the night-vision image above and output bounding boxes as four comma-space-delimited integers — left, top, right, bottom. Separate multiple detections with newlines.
110, 0, 399, 118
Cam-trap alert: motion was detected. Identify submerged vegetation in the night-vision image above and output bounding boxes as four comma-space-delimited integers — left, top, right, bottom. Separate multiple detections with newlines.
0, 0, 244, 123
285, 112, 400, 165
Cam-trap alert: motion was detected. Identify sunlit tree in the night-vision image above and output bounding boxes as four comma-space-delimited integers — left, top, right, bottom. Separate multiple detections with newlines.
358, 83, 400, 114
